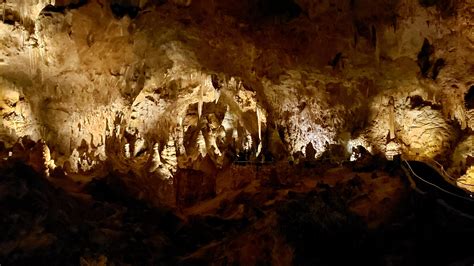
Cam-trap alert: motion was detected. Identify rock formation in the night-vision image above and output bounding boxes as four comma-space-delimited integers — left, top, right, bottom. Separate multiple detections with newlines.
1, 0, 474, 264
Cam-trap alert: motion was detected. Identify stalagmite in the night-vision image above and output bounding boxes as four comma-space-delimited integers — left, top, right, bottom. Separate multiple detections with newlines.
208, 134, 222, 158
256, 142, 262, 158
222, 105, 235, 132
232, 128, 238, 142
243, 131, 253, 151
161, 136, 177, 174
175, 121, 186, 155
69, 149, 80, 173
148, 143, 173, 180
124, 143, 131, 158
385, 140, 401, 160
196, 130, 207, 157
30, 140, 56, 177
133, 138, 146, 157
149, 143, 162, 172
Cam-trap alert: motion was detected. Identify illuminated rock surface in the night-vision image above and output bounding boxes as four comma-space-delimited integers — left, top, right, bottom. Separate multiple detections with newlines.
0, 0, 474, 264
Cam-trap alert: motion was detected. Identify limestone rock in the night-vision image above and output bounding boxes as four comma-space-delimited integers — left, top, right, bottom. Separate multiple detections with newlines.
457, 166, 474, 193
0, 0, 472, 195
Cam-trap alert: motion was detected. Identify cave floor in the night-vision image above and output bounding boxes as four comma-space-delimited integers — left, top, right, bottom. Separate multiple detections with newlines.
1, 160, 474, 265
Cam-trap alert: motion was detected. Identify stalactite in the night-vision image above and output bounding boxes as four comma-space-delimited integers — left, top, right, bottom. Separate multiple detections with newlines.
198, 85, 203, 118
139, 0, 148, 8
457, 105, 467, 130
373, 25, 380, 64
388, 97, 395, 140
256, 107, 262, 157
28, 47, 33, 78
257, 107, 262, 142
2, 1, 5, 22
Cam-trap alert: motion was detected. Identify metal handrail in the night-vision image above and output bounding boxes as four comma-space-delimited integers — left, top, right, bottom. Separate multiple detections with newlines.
411, 156, 474, 187
425, 157, 474, 187
402, 159, 474, 202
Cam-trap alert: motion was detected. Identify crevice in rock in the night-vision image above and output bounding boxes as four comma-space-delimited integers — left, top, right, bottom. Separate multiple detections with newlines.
110, 0, 140, 19
40, 0, 88, 14
419, 0, 458, 17
407, 95, 441, 110
464, 85, 474, 110
1, 8, 35, 32
417, 38, 434, 77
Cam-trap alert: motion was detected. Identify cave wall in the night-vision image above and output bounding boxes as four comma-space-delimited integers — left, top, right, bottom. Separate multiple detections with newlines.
1, 0, 474, 200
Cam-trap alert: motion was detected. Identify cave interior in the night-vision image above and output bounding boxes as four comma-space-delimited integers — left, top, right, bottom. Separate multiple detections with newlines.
0, 0, 474, 265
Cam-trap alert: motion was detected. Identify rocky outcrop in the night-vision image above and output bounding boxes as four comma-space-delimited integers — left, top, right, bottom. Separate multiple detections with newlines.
2, 1, 474, 264
0, 0, 473, 198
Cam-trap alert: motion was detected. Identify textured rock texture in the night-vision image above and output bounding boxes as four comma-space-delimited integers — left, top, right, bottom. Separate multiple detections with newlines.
0, 0, 473, 198
1, 1, 474, 264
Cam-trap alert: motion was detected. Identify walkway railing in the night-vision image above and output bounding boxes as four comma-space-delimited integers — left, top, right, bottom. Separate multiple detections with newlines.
401, 159, 474, 203
401, 155, 474, 188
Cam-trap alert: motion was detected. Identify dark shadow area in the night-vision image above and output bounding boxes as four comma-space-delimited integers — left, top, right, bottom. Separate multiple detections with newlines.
465, 85, 474, 110
1, 8, 36, 33
417, 38, 434, 77
0, 162, 182, 265
419, 0, 458, 17
256, 0, 302, 20
407, 95, 442, 110
40, 0, 88, 14
277, 189, 371, 266
370, 191, 474, 266
405, 161, 474, 213
1, 159, 474, 265
110, 1, 140, 19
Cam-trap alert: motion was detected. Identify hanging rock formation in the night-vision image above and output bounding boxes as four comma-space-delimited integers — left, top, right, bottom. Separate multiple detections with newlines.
0, 0, 473, 196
